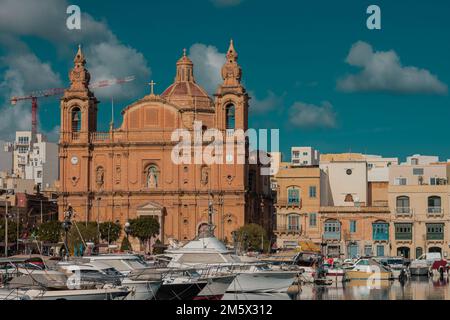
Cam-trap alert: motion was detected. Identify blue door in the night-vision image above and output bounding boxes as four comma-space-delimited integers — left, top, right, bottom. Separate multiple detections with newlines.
376, 245, 385, 257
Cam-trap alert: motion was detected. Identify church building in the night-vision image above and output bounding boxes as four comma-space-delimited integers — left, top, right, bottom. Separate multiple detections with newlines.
58, 41, 273, 246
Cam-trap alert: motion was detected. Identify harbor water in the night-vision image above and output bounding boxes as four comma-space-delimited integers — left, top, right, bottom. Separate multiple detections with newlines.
223, 277, 450, 300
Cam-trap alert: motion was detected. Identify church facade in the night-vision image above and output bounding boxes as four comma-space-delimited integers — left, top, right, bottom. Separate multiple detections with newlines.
57, 41, 273, 246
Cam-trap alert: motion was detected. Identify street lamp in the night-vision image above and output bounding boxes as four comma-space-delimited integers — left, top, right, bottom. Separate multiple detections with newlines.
124, 221, 131, 252
61, 205, 73, 259
124, 221, 131, 239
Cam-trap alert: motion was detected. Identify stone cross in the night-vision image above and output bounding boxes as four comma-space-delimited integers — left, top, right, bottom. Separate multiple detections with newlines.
148, 80, 157, 95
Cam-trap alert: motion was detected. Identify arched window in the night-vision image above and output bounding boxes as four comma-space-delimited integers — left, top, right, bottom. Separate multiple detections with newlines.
71, 107, 81, 132
373, 221, 389, 241
428, 196, 441, 214
225, 104, 235, 129
287, 187, 300, 205
396, 196, 410, 214
145, 165, 159, 188
287, 214, 300, 231
198, 223, 210, 237
324, 219, 340, 240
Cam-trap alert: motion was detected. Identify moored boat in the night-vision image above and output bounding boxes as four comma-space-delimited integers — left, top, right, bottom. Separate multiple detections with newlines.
164, 236, 299, 293
344, 258, 392, 282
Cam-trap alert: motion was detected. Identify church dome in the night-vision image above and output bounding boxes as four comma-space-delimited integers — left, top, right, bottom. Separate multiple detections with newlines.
161, 49, 212, 109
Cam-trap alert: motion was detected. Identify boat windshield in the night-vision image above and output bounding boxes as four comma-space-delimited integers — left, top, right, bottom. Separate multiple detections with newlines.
126, 258, 148, 269
356, 260, 370, 266
387, 259, 404, 265
102, 267, 123, 277
256, 264, 271, 271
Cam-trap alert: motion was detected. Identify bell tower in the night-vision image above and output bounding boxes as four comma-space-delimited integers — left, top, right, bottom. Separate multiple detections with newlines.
60, 45, 98, 143
215, 40, 249, 132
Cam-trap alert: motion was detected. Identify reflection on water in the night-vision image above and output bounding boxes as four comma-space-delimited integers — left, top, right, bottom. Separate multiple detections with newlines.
223, 278, 450, 300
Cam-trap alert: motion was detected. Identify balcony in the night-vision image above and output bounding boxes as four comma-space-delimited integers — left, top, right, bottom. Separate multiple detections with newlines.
395, 207, 413, 216
275, 224, 301, 234
395, 233, 412, 241
427, 233, 444, 241
275, 199, 302, 209
373, 232, 389, 241
323, 232, 341, 241
428, 207, 443, 216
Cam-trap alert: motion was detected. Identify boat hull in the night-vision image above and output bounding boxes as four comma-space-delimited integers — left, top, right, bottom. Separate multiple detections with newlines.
345, 270, 392, 281
123, 279, 161, 300
154, 282, 207, 300
195, 275, 235, 300
226, 271, 297, 293
18, 288, 129, 300
410, 267, 429, 276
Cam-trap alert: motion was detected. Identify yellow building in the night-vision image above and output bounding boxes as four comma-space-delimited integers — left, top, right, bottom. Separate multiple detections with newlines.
319, 206, 391, 258
388, 158, 449, 259
273, 163, 321, 248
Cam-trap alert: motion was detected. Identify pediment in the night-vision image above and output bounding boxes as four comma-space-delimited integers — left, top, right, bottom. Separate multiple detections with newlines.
136, 201, 164, 211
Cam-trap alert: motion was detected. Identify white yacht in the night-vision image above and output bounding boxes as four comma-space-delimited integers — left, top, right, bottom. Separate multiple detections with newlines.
164, 236, 299, 293
57, 260, 162, 300
84, 254, 226, 300
1, 269, 129, 300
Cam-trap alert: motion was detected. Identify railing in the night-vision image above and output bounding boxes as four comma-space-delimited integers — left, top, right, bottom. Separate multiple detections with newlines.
275, 225, 301, 234
71, 132, 80, 141
91, 132, 110, 142
428, 207, 442, 215
275, 199, 302, 208
395, 207, 413, 215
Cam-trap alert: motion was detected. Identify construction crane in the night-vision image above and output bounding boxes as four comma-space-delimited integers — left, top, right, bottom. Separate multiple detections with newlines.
10, 76, 135, 142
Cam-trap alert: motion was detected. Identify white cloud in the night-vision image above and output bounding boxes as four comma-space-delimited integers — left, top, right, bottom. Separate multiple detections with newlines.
0, 0, 150, 100
337, 41, 448, 95
210, 0, 243, 7
189, 43, 225, 95
249, 90, 285, 114
0, 47, 63, 140
0, 0, 151, 139
288, 101, 337, 129
87, 42, 150, 100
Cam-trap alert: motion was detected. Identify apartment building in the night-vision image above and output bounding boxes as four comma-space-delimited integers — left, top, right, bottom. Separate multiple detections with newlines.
318, 153, 392, 258
388, 156, 449, 259
273, 163, 321, 248
12, 131, 58, 191
291, 147, 320, 166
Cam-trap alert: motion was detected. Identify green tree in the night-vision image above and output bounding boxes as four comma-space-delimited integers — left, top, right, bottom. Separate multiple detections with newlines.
0, 219, 23, 243
67, 221, 99, 254
235, 224, 269, 253
36, 221, 62, 243
120, 236, 132, 252
129, 216, 160, 253
99, 221, 122, 244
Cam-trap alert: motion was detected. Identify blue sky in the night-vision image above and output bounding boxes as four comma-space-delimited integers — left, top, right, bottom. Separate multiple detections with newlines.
0, 0, 449, 161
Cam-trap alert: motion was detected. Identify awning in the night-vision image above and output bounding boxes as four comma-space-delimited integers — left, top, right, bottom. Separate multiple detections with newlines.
298, 240, 321, 253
